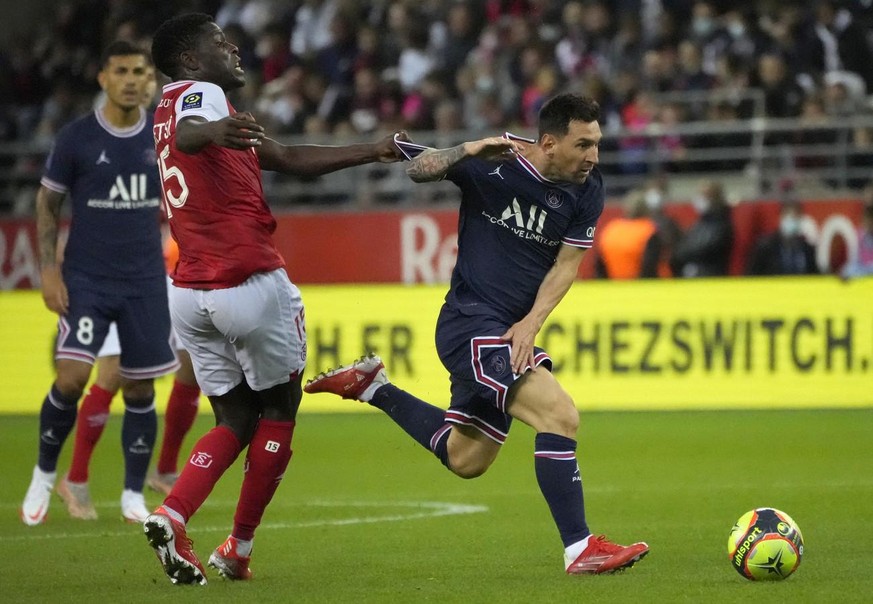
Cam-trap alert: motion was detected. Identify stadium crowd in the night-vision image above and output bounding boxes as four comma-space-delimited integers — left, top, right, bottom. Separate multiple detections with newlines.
1, 0, 872, 277
2, 0, 873, 148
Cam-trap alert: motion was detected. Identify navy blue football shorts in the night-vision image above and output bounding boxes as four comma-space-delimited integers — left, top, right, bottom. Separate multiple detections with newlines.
56, 284, 178, 380
434, 304, 552, 444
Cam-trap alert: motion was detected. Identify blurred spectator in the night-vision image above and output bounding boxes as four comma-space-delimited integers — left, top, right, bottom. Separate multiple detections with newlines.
746, 201, 820, 276
618, 90, 656, 174
348, 67, 383, 134
642, 176, 683, 277
316, 11, 358, 88
794, 95, 838, 171
822, 70, 866, 118
755, 53, 805, 119
258, 23, 296, 85
595, 191, 660, 279
672, 180, 734, 277
640, 45, 678, 93
439, 2, 480, 80
402, 71, 450, 130
841, 199, 873, 278
692, 101, 751, 171
653, 102, 688, 172
687, 0, 724, 75
397, 20, 435, 93
291, 0, 340, 58
710, 8, 769, 67
674, 40, 715, 95
802, 0, 873, 91
607, 14, 645, 77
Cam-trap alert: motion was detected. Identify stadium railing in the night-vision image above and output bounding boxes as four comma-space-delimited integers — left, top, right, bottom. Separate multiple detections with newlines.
1, 105, 872, 214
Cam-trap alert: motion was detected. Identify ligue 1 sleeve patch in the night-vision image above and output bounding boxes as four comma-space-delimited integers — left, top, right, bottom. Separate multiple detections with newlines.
181, 92, 204, 110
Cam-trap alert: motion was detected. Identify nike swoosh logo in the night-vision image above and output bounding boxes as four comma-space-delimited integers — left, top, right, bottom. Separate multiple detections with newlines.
25, 505, 46, 522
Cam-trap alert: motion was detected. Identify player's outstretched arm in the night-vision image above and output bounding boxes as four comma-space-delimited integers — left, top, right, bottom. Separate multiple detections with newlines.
256, 131, 408, 177
501, 244, 586, 374
175, 113, 265, 154
406, 136, 523, 183
35, 186, 69, 314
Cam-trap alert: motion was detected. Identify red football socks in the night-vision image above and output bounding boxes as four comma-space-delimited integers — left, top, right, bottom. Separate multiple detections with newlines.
156, 380, 201, 475
164, 425, 242, 522
67, 384, 113, 483
233, 420, 295, 541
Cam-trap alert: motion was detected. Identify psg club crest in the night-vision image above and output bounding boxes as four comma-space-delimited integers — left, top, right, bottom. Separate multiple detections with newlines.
491, 355, 507, 376
545, 189, 563, 208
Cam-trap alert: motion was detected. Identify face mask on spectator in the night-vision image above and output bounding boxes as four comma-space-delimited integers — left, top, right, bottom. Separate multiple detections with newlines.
727, 22, 746, 39
780, 215, 801, 237
692, 195, 710, 214
644, 188, 663, 210
692, 17, 714, 37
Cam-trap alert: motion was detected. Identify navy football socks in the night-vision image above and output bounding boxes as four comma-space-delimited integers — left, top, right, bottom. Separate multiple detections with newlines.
121, 396, 157, 492
534, 432, 590, 547
37, 384, 79, 472
369, 384, 451, 466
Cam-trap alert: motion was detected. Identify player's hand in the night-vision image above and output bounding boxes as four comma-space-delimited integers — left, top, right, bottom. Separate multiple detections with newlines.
501, 316, 540, 376
40, 266, 68, 315
465, 137, 524, 162
213, 112, 265, 150
374, 131, 412, 163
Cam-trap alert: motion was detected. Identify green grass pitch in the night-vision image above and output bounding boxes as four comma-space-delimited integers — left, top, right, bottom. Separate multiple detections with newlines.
1, 409, 871, 603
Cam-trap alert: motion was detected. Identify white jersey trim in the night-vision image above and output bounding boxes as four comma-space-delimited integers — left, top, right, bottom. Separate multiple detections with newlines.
169, 80, 230, 123
94, 106, 146, 138
40, 176, 68, 194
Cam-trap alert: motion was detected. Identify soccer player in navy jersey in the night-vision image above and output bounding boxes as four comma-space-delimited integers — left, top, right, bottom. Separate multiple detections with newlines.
21, 41, 180, 526
142, 13, 408, 585
306, 94, 650, 575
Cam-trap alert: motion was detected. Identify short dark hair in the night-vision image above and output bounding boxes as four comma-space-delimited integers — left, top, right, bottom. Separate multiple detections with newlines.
538, 94, 601, 139
100, 40, 149, 69
151, 13, 214, 79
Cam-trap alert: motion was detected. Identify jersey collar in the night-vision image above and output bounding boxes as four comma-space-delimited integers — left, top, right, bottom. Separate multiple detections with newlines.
95, 105, 146, 138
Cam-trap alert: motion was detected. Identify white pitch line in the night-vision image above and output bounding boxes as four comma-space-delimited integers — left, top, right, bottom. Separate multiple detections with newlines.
1, 500, 488, 542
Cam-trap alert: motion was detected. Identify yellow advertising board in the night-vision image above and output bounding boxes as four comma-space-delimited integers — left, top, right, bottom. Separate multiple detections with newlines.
1, 276, 871, 414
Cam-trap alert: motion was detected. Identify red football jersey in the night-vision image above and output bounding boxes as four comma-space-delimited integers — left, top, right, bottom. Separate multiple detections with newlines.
153, 80, 284, 288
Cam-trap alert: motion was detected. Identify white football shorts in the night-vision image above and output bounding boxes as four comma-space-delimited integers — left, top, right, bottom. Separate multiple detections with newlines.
169, 268, 306, 397
96, 322, 121, 358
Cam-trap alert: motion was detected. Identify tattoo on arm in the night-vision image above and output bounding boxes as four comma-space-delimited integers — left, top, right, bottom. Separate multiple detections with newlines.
36, 189, 64, 269
406, 145, 467, 182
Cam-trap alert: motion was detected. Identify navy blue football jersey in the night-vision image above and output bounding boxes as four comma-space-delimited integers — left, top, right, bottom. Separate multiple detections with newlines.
444, 155, 604, 322
41, 108, 164, 296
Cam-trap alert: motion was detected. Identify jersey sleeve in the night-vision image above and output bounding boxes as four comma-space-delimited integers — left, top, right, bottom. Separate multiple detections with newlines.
40, 125, 76, 193
174, 81, 230, 123
445, 157, 480, 187
562, 169, 605, 249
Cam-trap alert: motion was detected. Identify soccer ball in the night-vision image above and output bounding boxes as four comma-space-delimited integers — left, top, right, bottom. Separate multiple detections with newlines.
728, 507, 804, 581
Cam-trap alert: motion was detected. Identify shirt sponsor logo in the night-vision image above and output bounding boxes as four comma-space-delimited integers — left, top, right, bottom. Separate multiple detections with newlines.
480, 198, 559, 246
181, 92, 203, 110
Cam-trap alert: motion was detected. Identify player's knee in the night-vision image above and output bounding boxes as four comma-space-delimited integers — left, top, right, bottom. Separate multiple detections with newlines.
538, 391, 579, 437
448, 456, 490, 479
446, 445, 493, 479
54, 375, 87, 400
121, 380, 155, 401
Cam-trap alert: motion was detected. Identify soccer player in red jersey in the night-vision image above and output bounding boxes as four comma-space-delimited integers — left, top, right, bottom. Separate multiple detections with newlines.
143, 13, 408, 585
